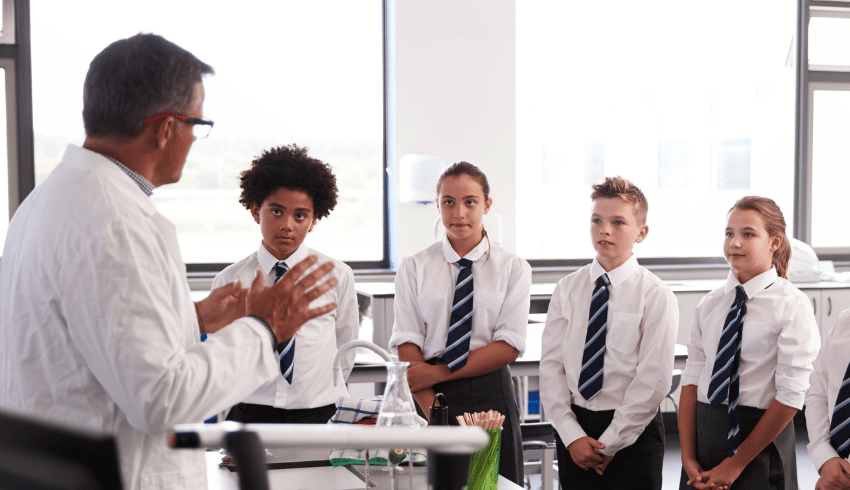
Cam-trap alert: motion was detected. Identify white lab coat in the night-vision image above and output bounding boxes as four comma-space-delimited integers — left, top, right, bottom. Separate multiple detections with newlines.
0, 145, 280, 490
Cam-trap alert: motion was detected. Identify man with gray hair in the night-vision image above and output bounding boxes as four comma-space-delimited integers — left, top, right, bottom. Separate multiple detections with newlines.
0, 33, 337, 490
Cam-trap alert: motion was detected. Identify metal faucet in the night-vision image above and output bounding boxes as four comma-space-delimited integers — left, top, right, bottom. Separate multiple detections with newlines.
332, 339, 392, 386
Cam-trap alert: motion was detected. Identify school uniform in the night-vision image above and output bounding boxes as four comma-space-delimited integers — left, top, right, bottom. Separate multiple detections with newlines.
680, 268, 820, 490
212, 241, 359, 423
539, 255, 678, 490
806, 309, 850, 472
389, 235, 531, 485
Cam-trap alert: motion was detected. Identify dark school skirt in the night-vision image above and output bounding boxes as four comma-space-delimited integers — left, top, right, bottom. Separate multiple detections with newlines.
678, 401, 797, 490
554, 404, 665, 490
226, 402, 337, 424
418, 362, 524, 485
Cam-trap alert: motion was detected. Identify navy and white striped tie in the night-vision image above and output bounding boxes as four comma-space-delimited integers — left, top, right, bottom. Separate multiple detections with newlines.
707, 284, 747, 457
274, 262, 296, 384
579, 274, 609, 401
830, 362, 850, 458
444, 258, 473, 373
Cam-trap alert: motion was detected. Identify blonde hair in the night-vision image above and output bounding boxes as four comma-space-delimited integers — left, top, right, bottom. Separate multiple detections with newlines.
590, 176, 648, 224
729, 196, 791, 279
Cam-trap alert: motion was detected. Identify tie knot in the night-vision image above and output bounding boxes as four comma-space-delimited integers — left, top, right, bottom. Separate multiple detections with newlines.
274, 262, 289, 281
457, 258, 473, 270
596, 274, 610, 288
735, 285, 747, 303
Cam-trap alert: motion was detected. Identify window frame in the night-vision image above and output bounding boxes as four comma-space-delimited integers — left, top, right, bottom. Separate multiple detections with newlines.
6, 0, 850, 271
796, 0, 850, 261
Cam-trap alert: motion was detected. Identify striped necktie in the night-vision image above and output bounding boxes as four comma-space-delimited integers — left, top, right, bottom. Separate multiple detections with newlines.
444, 258, 473, 373
830, 362, 850, 458
274, 262, 296, 384
707, 284, 747, 457
579, 274, 609, 401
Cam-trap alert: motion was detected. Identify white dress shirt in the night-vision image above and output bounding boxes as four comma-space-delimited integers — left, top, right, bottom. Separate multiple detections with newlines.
539, 255, 678, 455
806, 309, 850, 471
682, 268, 820, 411
212, 241, 359, 409
0, 145, 280, 490
389, 236, 531, 359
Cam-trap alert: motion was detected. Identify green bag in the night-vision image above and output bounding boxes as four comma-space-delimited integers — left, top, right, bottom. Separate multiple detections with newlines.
466, 428, 501, 490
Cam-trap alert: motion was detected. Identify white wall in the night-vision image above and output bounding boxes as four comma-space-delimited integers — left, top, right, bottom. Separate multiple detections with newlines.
393, 0, 517, 261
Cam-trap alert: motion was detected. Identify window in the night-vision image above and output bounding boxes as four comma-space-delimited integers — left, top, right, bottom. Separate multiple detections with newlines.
800, 4, 850, 256
810, 88, 850, 249
516, 0, 797, 261
30, 0, 386, 267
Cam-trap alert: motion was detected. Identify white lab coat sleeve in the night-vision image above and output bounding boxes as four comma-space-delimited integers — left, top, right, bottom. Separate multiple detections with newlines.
62, 219, 279, 434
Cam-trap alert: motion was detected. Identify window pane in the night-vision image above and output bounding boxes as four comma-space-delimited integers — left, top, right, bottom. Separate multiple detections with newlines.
809, 17, 850, 67
811, 90, 850, 249
30, 1, 384, 264
516, 0, 796, 260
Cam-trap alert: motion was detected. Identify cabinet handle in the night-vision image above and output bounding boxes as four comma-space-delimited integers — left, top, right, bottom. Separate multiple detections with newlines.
812, 297, 817, 315
828, 296, 832, 316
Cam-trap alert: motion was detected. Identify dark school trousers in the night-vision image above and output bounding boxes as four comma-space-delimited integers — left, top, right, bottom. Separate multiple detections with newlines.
417, 362, 524, 486
678, 401, 797, 490
555, 404, 665, 490
226, 402, 337, 424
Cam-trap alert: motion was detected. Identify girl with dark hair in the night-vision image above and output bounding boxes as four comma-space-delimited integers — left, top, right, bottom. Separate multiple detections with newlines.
388, 161, 531, 484
678, 196, 820, 490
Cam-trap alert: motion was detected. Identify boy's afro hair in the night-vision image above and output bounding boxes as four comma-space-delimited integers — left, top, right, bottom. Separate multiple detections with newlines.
239, 144, 338, 220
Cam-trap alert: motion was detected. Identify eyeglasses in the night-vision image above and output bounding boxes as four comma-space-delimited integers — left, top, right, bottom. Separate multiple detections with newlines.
142, 113, 214, 139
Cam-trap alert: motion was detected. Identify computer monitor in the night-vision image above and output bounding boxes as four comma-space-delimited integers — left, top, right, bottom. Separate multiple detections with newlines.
0, 410, 123, 490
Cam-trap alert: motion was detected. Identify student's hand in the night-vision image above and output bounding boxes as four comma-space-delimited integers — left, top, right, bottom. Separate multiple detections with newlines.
816, 457, 850, 490
592, 453, 614, 475
566, 436, 606, 470
699, 457, 745, 490
406, 361, 448, 392
245, 256, 338, 342
682, 457, 713, 489
195, 280, 248, 334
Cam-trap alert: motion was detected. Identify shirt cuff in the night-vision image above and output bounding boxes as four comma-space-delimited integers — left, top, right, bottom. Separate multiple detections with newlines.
247, 315, 278, 353
774, 373, 809, 410
494, 330, 526, 358
810, 440, 842, 472
555, 415, 588, 450
387, 331, 425, 351
681, 361, 704, 387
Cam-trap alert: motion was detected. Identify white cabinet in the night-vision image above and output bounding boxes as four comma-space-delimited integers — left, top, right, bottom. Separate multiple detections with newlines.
802, 287, 850, 337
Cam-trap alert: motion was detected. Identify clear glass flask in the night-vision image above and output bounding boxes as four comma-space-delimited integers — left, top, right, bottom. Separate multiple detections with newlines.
376, 361, 418, 490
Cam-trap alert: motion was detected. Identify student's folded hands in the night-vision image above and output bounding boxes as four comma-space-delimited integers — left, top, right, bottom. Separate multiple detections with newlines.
567, 436, 606, 470
694, 457, 746, 490
816, 457, 850, 490
406, 361, 446, 392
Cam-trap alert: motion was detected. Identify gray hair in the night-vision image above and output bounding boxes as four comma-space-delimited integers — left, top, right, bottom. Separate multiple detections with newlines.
83, 33, 214, 139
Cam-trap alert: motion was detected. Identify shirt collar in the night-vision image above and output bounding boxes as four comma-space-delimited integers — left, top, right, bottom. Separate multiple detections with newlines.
724, 267, 779, 299
441, 234, 489, 264
589, 254, 639, 289
257, 240, 310, 275
98, 152, 154, 196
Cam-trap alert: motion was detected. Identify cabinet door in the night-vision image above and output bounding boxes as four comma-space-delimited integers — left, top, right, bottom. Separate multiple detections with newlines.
802, 290, 822, 334
821, 289, 850, 335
